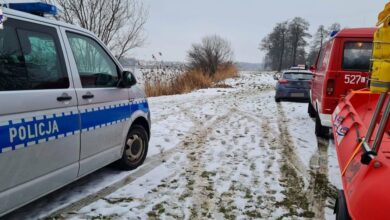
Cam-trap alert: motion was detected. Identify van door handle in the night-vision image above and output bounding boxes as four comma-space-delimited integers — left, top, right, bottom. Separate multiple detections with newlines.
57, 93, 72, 102
82, 93, 95, 99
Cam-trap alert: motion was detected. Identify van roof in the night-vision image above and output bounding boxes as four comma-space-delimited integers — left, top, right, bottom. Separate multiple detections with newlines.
335, 28, 376, 38
3, 7, 94, 36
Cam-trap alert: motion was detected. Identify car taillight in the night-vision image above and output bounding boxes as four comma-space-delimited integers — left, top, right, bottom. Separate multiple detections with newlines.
326, 79, 335, 95
278, 79, 289, 84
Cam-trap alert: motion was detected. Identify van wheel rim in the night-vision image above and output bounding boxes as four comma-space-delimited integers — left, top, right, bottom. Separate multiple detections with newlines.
125, 134, 144, 162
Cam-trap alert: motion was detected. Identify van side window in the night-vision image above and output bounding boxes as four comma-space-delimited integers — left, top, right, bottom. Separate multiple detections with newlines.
0, 19, 69, 91
316, 46, 327, 71
342, 42, 372, 71
18, 29, 69, 90
67, 32, 119, 88
320, 44, 332, 71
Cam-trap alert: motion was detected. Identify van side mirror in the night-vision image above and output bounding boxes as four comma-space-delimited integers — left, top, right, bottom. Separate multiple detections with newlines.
309, 65, 316, 72
118, 71, 137, 88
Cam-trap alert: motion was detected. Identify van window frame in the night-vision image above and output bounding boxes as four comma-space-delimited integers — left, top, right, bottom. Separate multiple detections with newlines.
0, 18, 70, 91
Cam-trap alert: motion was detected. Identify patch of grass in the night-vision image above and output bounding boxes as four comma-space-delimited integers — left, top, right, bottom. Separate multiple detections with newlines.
90, 214, 119, 220
179, 192, 191, 201
244, 188, 253, 199
213, 83, 233, 88
310, 171, 338, 200
256, 195, 263, 205
157, 183, 167, 188
201, 171, 216, 179
244, 210, 262, 218
275, 164, 310, 218
188, 179, 195, 186
250, 163, 256, 171
190, 207, 198, 219
205, 184, 213, 190
102, 197, 133, 204
153, 203, 166, 214
219, 206, 236, 220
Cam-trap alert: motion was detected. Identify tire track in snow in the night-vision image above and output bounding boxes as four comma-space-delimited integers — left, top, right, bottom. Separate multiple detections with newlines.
45, 105, 232, 219
272, 103, 315, 218
273, 103, 337, 219
307, 138, 338, 219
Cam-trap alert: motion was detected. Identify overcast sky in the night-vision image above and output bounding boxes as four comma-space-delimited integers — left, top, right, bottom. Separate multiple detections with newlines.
131, 0, 387, 63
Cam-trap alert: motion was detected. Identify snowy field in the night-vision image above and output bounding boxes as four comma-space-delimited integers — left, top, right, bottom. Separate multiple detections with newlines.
4, 71, 341, 220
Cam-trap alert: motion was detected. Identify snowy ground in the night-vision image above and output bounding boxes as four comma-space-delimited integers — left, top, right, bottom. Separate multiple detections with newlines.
3, 71, 342, 220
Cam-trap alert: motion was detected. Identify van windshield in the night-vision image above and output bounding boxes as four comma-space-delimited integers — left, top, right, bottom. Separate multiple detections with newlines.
342, 42, 372, 71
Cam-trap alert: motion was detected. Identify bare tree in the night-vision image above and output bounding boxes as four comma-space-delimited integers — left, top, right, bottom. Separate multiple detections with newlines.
307, 25, 328, 65
187, 35, 234, 76
307, 23, 341, 65
47, 0, 148, 59
287, 17, 311, 66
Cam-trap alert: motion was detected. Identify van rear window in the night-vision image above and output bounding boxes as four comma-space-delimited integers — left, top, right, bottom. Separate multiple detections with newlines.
342, 42, 372, 71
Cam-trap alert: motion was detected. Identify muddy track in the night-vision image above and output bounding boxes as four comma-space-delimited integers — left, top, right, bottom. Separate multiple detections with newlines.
307, 138, 338, 219
271, 103, 337, 219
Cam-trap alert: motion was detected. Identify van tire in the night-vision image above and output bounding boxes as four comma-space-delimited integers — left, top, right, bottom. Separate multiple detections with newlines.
115, 125, 149, 170
308, 102, 316, 118
275, 98, 281, 102
335, 190, 351, 220
315, 112, 329, 138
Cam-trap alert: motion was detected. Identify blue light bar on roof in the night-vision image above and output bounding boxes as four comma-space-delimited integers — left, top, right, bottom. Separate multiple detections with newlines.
8, 2, 57, 16
330, 30, 339, 38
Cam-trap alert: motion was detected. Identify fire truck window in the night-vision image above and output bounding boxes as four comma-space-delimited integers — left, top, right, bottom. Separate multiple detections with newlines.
342, 42, 372, 71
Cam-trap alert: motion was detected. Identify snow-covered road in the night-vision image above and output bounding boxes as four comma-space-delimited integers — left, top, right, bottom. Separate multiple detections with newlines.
4, 72, 342, 220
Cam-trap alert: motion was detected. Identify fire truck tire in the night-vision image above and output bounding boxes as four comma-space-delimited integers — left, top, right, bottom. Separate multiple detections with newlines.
315, 112, 329, 138
335, 190, 351, 220
308, 102, 316, 118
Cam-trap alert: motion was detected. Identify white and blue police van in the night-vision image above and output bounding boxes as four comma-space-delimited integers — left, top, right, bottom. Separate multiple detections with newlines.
0, 2, 151, 216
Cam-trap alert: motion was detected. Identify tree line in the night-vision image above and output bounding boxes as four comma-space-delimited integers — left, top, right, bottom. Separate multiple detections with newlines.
47, 0, 234, 76
260, 17, 340, 72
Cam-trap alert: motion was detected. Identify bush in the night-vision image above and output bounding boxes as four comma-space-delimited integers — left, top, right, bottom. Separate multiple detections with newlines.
144, 64, 238, 97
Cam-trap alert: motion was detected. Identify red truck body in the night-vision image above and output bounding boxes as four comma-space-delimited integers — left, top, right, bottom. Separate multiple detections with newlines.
310, 28, 376, 137
332, 90, 390, 219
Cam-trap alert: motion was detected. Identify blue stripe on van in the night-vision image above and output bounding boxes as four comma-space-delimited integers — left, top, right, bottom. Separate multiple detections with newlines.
0, 99, 149, 154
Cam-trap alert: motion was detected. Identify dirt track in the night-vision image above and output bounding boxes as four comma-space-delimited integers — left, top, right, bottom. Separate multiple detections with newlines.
3, 72, 340, 220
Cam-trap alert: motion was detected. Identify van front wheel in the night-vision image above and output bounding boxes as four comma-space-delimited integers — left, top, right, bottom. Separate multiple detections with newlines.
116, 125, 149, 170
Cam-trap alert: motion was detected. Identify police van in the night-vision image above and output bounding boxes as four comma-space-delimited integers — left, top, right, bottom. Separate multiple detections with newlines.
0, 3, 151, 216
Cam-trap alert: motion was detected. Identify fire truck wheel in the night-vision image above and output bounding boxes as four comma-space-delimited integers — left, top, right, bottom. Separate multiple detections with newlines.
335, 190, 351, 220
315, 112, 329, 138
308, 102, 316, 118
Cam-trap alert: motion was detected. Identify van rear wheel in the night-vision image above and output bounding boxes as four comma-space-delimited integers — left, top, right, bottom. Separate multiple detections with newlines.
115, 125, 149, 170
315, 112, 329, 138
